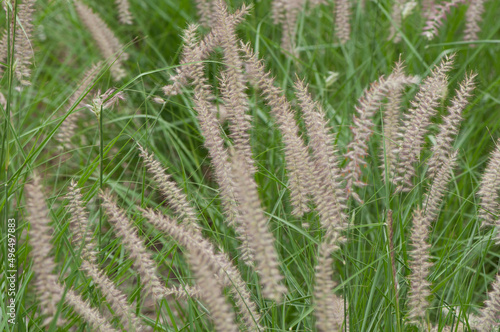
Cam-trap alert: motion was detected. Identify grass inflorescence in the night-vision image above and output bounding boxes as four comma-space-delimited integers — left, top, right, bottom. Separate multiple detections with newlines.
2, 0, 500, 331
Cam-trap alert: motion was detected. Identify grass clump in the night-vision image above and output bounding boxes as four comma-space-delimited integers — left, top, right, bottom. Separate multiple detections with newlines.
2, 0, 500, 331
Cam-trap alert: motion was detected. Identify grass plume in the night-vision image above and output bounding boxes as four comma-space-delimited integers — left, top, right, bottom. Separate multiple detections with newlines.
75, 1, 128, 81
478, 139, 500, 227
392, 54, 455, 193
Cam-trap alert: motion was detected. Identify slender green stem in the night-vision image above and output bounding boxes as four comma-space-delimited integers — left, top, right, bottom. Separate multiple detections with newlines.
99, 104, 103, 252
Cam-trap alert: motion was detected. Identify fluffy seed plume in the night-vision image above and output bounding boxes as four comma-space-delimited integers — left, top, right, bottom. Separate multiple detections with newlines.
314, 241, 348, 331
477, 139, 500, 227
0, 31, 9, 76
295, 79, 347, 241
85, 88, 125, 119
215, 0, 256, 175
0, 0, 36, 84
115, 0, 133, 25
163, 5, 249, 96
271, 0, 326, 54
407, 151, 457, 326
13, 0, 35, 85
26, 174, 119, 331
422, 0, 465, 40
161, 3, 257, 223
80, 261, 145, 331
464, 0, 485, 43
424, 150, 458, 225
477, 274, 500, 332
190, 52, 240, 226
101, 192, 196, 301
63, 288, 120, 332
161, 27, 255, 263
66, 180, 97, 263
300, 80, 351, 329
25, 174, 66, 327
56, 62, 102, 150
75, 1, 128, 81
388, 0, 407, 42
163, 24, 241, 226
140, 142, 250, 267
138, 145, 200, 232
334, 0, 351, 44
380, 60, 417, 184
230, 149, 287, 301
101, 192, 171, 304
242, 41, 315, 216
195, 0, 215, 28
163, 24, 212, 96
189, 251, 239, 332
426, 74, 475, 178
343, 60, 419, 201
66, 182, 145, 331
422, 0, 436, 18
393, 54, 455, 193
279, 0, 303, 54
271, 0, 286, 25
141, 208, 262, 331
406, 208, 433, 327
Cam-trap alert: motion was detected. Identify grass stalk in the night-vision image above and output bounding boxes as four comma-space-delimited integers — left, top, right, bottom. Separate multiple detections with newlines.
99, 103, 103, 252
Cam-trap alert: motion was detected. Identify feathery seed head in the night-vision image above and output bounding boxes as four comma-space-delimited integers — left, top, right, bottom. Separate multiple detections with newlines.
464, 0, 486, 43
407, 208, 433, 327
64, 288, 120, 332
380, 59, 419, 183
56, 62, 102, 150
26, 174, 125, 330
241, 42, 314, 216
141, 207, 262, 331
294, 78, 348, 243
66, 180, 97, 264
13, 0, 36, 85
426, 73, 475, 178
477, 273, 500, 331
115, 0, 133, 25
314, 241, 348, 331
230, 148, 287, 302
194, 0, 215, 28
335, 0, 352, 44
25, 173, 66, 327
189, 251, 239, 332
344, 61, 418, 199
422, 0, 466, 40
80, 260, 145, 331
393, 54, 455, 193
478, 139, 500, 227
75, 1, 128, 81
85, 88, 125, 119
100, 191, 168, 304
423, 150, 458, 225
138, 144, 201, 233
215, 2, 256, 175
